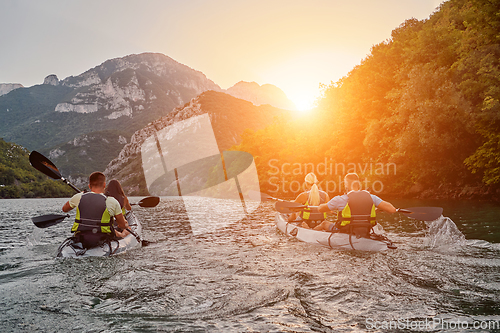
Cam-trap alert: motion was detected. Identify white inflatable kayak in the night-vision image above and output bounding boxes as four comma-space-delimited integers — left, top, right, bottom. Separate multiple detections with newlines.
275, 213, 396, 251
56, 212, 142, 258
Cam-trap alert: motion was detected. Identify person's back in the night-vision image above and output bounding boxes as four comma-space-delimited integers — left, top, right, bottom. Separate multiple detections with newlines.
334, 189, 377, 236
62, 172, 129, 248
289, 173, 330, 228
316, 173, 396, 233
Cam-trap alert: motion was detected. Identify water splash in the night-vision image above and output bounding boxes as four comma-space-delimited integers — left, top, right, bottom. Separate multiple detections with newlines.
424, 216, 466, 250
26, 228, 46, 247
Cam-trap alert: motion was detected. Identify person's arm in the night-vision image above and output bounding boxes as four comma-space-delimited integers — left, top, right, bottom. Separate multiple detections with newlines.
62, 201, 73, 212
62, 193, 81, 212
288, 192, 307, 221
124, 196, 132, 211
318, 203, 331, 213
377, 200, 397, 213
114, 213, 130, 237
294, 192, 306, 203
318, 194, 342, 213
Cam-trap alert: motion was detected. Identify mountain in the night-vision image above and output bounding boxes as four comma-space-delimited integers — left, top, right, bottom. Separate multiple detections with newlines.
0, 138, 74, 198
0, 53, 221, 177
48, 130, 130, 180
0, 83, 23, 97
0, 53, 295, 185
226, 81, 296, 110
104, 90, 289, 195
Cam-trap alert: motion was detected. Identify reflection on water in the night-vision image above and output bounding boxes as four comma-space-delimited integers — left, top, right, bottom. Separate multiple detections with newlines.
0, 197, 499, 332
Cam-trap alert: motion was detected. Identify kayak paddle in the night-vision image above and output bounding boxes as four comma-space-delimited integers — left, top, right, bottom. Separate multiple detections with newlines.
397, 207, 443, 221
28, 151, 158, 245
248, 190, 286, 202
275, 200, 443, 221
31, 213, 148, 246
29, 150, 81, 192
275, 201, 307, 213
32, 214, 70, 228
131, 196, 160, 208
31, 196, 160, 230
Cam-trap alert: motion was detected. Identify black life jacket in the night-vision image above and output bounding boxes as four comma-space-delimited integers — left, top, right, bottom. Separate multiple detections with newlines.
71, 192, 112, 234
337, 190, 377, 227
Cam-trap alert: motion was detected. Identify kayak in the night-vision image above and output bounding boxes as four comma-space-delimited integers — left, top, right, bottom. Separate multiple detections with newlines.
56, 212, 142, 258
275, 213, 396, 251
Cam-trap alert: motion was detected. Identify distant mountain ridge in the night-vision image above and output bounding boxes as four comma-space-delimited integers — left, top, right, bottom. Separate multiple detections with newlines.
226, 81, 296, 110
0, 83, 23, 96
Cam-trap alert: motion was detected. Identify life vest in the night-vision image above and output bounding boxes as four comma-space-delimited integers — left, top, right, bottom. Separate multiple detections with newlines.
71, 192, 113, 234
300, 191, 328, 221
337, 190, 377, 227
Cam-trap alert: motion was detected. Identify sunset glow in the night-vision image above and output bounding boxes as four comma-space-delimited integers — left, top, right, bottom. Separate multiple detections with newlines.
1, 0, 443, 103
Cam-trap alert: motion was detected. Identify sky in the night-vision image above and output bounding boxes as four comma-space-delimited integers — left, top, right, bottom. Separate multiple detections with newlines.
0, 0, 444, 110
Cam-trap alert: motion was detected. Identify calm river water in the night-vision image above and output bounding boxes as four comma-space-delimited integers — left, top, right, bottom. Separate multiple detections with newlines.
1, 197, 499, 332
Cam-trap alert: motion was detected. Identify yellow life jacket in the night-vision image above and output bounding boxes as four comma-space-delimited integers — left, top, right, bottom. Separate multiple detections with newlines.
300, 192, 328, 221
337, 190, 377, 227
71, 192, 112, 234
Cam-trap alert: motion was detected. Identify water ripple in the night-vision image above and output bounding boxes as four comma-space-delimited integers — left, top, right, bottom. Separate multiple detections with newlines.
0, 198, 499, 331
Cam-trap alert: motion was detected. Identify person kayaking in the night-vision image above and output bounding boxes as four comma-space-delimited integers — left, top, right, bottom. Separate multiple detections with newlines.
105, 179, 132, 213
104, 179, 132, 236
288, 172, 330, 229
314, 172, 396, 233
62, 172, 130, 248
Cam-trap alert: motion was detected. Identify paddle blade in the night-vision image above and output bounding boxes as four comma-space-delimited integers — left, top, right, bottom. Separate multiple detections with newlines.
275, 201, 306, 214
32, 214, 70, 228
398, 207, 443, 221
248, 190, 276, 201
29, 151, 62, 180
137, 196, 160, 208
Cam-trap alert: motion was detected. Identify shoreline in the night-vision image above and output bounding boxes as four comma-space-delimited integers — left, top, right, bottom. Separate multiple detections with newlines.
2, 185, 500, 203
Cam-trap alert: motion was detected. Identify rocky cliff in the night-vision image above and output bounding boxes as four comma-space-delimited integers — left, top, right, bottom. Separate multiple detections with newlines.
56, 53, 221, 120
105, 90, 288, 195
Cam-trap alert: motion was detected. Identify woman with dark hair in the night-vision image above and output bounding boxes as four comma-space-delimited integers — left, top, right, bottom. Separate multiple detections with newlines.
105, 179, 132, 216
104, 180, 132, 239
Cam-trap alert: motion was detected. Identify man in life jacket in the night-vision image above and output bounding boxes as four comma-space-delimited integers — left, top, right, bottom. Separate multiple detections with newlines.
62, 172, 130, 248
314, 173, 396, 234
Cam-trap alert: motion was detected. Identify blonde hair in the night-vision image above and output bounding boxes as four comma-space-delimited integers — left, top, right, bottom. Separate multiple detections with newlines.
344, 173, 361, 191
304, 173, 321, 206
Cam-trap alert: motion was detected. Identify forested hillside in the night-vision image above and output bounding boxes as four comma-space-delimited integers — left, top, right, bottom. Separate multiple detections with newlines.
234, 0, 500, 199
0, 139, 74, 198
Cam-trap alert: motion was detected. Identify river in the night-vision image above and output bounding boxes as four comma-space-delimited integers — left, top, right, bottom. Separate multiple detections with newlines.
1, 197, 499, 332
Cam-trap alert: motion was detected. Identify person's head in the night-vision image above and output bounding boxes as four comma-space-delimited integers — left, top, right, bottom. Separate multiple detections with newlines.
304, 173, 321, 206
89, 172, 106, 192
105, 179, 125, 199
304, 172, 318, 189
344, 173, 361, 191
104, 179, 125, 206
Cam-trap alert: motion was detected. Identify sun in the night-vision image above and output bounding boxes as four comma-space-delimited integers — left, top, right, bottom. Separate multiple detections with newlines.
287, 90, 316, 114
291, 96, 314, 113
